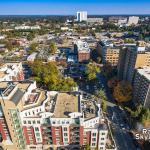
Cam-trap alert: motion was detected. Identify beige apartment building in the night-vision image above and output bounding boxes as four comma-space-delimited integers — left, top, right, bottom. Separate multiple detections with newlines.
117, 46, 150, 83
97, 41, 120, 66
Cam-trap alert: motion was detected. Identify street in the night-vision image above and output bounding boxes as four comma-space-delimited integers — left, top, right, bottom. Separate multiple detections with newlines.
78, 73, 137, 150
98, 73, 137, 150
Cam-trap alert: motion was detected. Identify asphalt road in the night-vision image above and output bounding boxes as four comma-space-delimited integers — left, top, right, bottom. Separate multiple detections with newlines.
98, 73, 137, 150
78, 73, 137, 150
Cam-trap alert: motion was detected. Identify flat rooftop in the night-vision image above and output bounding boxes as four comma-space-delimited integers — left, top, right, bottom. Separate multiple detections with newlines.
137, 67, 150, 81
53, 93, 79, 118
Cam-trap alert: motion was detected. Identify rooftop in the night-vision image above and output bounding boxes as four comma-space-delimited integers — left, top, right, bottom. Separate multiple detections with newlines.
137, 67, 150, 81
75, 40, 90, 52
53, 93, 79, 118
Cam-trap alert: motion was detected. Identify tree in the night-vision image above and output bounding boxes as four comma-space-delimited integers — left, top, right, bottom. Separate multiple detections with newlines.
126, 105, 150, 126
29, 61, 76, 91
86, 63, 100, 81
95, 89, 106, 100
113, 81, 132, 102
28, 43, 38, 54
101, 99, 107, 112
27, 32, 35, 41
95, 89, 107, 112
49, 42, 57, 54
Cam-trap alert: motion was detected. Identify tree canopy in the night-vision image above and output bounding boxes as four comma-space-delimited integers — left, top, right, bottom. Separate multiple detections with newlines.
85, 62, 100, 81
126, 105, 150, 127
113, 81, 132, 102
49, 41, 57, 54
29, 60, 76, 91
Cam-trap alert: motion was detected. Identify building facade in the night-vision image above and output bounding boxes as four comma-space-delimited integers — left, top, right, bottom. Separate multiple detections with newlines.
77, 11, 87, 22
128, 16, 139, 26
117, 46, 150, 83
133, 67, 150, 108
74, 40, 90, 63
97, 41, 120, 66
0, 81, 109, 150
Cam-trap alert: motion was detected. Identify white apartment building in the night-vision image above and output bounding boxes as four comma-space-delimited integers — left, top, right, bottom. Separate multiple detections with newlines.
77, 11, 87, 22
133, 67, 150, 108
15, 25, 41, 30
128, 16, 139, 26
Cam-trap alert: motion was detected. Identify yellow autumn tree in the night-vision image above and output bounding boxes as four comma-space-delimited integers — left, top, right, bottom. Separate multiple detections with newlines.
113, 81, 132, 102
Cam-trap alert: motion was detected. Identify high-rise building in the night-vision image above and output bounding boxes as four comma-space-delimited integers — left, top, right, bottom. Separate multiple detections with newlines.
97, 41, 120, 66
117, 46, 150, 83
133, 67, 150, 108
128, 16, 139, 26
74, 40, 90, 62
77, 11, 87, 22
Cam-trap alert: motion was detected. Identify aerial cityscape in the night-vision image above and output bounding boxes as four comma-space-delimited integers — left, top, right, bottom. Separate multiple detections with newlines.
0, 0, 150, 150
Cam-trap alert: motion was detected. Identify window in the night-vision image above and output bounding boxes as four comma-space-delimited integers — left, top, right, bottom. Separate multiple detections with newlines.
101, 138, 105, 140
100, 142, 104, 145
33, 120, 36, 124
92, 143, 96, 146
64, 127, 67, 131
28, 121, 31, 124
64, 138, 68, 142
35, 127, 39, 131
36, 133, 40, 137
92, 138, 96, 141
92, 133, 96, 136
37, 121, 40, 124
101, 133, 105, 135
64, 133, 68, 136
23, 121, 26, 124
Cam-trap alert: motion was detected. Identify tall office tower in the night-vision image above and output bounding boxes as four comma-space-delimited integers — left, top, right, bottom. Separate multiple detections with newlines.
117, 46, 150, 83
77, 11, 87, 22
128, 16, 139, 26
133, 67, 150, 108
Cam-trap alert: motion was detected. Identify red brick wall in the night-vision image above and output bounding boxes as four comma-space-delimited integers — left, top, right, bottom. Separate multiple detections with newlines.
51, 126, 56, 145
79, 126, 84, 145
0, 120, 7, 140
86, 131, 91, 145
30, 127, 36, 145
23, 126, 30, 145
78, 52, 90, 62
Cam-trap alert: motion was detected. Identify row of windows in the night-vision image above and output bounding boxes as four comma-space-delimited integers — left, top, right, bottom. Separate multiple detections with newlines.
24, 108, 42, 116
23, 120, 40, 124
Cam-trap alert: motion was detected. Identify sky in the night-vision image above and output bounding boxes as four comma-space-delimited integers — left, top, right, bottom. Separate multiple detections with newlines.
0, 0, 150, 15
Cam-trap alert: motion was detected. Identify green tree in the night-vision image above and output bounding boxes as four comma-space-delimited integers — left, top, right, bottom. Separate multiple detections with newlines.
28, 43, 38, 54
49, 42, 57, 54
86, 63, 100, 81
95, 89, 106, 100
29, 61, 76, 91
95, 89, 107, 112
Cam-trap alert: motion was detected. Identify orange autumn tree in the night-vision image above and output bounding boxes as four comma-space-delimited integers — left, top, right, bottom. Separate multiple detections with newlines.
113, 81, 132, 102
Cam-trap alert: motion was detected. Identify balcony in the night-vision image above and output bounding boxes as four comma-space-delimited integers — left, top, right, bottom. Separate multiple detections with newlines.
45, 128, 51, 133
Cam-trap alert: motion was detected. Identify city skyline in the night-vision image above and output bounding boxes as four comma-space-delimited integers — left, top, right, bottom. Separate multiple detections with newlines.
0, 0, 150, 15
